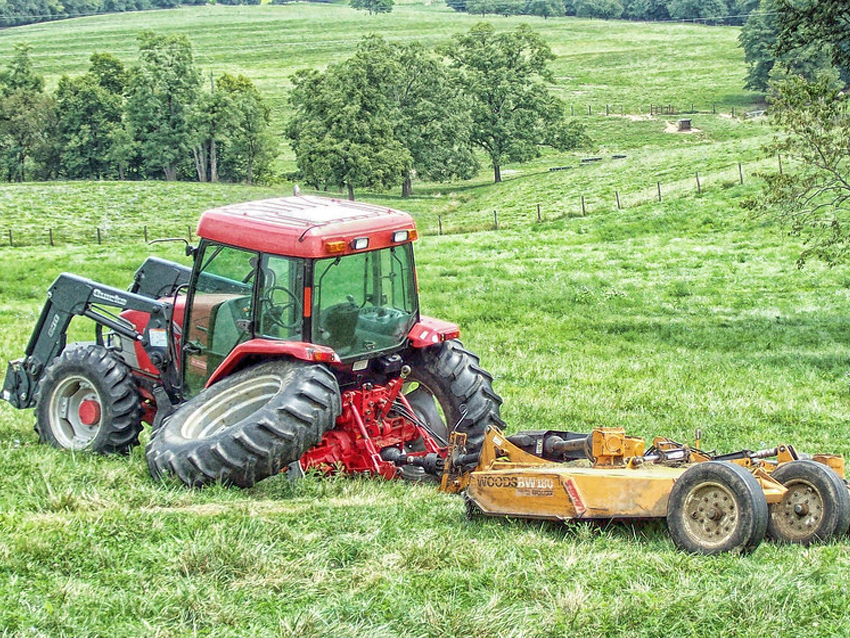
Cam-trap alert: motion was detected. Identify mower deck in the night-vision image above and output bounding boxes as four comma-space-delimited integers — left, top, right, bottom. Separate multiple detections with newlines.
441, 425, 849, 554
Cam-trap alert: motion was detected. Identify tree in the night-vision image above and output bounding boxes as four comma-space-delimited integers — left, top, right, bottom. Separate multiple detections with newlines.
574, 0, 623, 19
439, 23, 588, 183
739, 0, 844, 92
54, 54, 128, 179
0, 43, 54, 182
623, 0, 669, 21
667, 0, 729, 25
0, 43, 44, 93
287, 36, 478, 199
376, 39, 479, 197
287, 64, 411, 200
126, 31, 201, 180
349, 0, 393, 14
524, 0, 565, 18
216, 73, 277, 184
774, 0, 850, 79
743, 75, 850, 266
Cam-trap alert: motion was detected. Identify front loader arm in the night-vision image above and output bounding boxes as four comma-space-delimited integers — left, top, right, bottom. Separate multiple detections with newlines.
3, 273, 173, 409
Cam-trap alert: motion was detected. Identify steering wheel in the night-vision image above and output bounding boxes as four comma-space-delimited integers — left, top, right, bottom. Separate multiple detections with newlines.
262, 286, 302, 331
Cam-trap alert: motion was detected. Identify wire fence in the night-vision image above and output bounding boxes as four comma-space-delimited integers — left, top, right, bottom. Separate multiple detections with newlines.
0, 154, 781, 247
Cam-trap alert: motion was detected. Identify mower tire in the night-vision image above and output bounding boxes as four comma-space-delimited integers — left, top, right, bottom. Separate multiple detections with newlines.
146, 359, 341, 488
766, 460, 850, 545
666, 461, 768, 555
34, 344, 144, 454
404, 339, 504, 466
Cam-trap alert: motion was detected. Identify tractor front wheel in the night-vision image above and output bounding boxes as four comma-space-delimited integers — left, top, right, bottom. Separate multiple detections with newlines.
666, 462, 768, 555
34, 345, 143, 454
766, 460, 850, 545
146, 359, 341, 488
403, 339, 504, 465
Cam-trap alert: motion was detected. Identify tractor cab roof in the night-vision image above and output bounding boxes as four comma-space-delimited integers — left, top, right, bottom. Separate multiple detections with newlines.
196, 195, 417, 259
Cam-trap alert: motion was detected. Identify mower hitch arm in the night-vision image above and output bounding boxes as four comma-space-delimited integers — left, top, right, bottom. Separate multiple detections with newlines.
3, 273, 173, 409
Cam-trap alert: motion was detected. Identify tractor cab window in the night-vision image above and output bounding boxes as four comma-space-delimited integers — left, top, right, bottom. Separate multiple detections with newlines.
312, 243, 417, 359
258, 254, 305, 340
184, 244, 258, 397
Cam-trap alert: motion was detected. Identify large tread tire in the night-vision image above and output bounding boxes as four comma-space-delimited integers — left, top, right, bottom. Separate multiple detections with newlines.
146, 359, 341, 488
404, 339, 504, 464
666, 461, 768, 555
766, 460, 850, 545
34, 344, 143, 454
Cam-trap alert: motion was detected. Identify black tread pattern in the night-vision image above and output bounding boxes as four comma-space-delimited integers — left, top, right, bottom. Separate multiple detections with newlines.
34, 344, 144, 454
766, 459, 850, 545
146, 360, 341, 488
667, 461, 768, 555
407, 339, 504, 461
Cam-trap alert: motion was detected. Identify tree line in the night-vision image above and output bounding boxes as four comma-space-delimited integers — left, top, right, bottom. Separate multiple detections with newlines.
447, 0, 759, 25
0, 33, 276, 183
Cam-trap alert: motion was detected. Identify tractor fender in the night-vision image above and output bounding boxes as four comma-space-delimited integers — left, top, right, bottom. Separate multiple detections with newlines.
407, 316, 460, 349
206, 339, 340, 388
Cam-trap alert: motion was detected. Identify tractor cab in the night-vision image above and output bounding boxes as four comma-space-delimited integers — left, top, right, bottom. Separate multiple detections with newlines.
182, 196, 420, 396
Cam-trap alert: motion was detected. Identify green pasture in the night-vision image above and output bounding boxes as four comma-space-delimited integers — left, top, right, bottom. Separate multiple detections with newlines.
1, 4, 849, 637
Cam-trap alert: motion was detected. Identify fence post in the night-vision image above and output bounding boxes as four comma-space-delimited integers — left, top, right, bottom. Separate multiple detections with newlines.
187, 225, 192, 241
606, 104, 609, 116
696, 172, 701, 194
712, 104, 716, 114
581, 195, 586, 217
587, 105, 592, 116
615, 190, 621, 210
7, 229, 12, 247
144, 226, 148, 243
438, 215, 442, 235
778, 154, 783, 175
731, 106, 735, 118
571, 105, 574, 116
657, 182, 662, 202
97, 228, 101, 245
493, 210, 498, 230
536, 203, 542, 222
738, 163, 744, 185
49, 228, 54, 247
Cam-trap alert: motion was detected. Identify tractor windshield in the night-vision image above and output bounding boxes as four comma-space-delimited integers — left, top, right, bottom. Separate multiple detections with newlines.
312, 243, 418, 359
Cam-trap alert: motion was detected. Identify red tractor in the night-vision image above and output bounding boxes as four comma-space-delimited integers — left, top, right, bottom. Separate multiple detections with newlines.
2, 196, 503, 487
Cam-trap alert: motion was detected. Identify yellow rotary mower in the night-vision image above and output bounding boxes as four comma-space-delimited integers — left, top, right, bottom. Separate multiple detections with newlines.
440, 425, 850, 554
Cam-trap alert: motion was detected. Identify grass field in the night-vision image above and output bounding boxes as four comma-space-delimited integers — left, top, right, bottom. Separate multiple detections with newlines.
3, 4, 850, 638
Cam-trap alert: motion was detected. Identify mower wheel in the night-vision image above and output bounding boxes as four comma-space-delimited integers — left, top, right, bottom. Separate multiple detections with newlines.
766, 460, 850, 545
146, 359, 340, 488
34, 345, 143, 454
403, 339, 504, 466
666, 462, 768, 555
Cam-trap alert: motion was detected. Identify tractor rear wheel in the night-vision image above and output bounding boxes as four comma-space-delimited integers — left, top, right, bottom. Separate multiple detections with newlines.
403, 339, 504, 466
34, 345, 143, 454
146, 359, 341, 488
766, 460, 850, 545
666, 462, 768, 555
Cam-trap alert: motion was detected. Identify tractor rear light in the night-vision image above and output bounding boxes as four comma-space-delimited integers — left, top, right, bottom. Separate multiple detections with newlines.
325, 240, 346, 254
392, 229, 418, 243
307, 348, 337, 363
351, 237, 369, 251
442, 329, 460, 341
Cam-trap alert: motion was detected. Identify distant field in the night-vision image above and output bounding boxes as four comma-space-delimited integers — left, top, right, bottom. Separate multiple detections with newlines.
3, 6, 848, 638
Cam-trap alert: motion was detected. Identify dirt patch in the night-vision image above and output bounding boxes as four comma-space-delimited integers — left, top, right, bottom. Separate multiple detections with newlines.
664, 120, 701, 134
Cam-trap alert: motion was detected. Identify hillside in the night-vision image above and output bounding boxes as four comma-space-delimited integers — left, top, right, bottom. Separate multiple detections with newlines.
3, 5, 849, 638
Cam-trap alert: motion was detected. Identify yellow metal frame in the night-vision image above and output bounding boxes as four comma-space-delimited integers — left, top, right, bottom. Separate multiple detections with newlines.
441, 425, 845, 522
